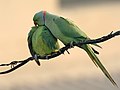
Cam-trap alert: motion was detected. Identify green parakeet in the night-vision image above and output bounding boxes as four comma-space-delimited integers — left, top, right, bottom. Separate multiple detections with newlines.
33, 11, 117, 86
28, 26, 60, 66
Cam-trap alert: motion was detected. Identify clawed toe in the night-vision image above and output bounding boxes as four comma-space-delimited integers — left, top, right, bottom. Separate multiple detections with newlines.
34, 54, 40, 66
70, 41, 74, 48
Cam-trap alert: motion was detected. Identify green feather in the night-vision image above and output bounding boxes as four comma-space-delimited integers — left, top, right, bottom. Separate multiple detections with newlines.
28, 26, 38, 56
33, 11, 117, 86
28, 26, 59, 57
54, 17, 117, 86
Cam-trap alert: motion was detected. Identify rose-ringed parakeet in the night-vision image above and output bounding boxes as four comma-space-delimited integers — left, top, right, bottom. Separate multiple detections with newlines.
28, 26, 60, 66
33, 11, 117, 86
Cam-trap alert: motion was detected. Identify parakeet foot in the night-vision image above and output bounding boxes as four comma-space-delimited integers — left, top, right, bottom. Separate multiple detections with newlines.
57, 50, 65, 54
66, 50, 70, 54
45, 55, 51, 59
34, 54, 40, 66
70, 41, 74, 48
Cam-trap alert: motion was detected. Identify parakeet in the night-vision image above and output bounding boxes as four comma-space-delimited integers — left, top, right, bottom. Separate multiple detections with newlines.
28, 26, 60, 66
33, 11, 117, 86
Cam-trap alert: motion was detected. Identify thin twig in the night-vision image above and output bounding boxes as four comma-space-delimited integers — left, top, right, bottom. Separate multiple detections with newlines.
0, 30, 120, 74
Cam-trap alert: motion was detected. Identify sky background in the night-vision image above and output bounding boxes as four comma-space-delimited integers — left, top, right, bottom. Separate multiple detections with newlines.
0, 0, 120, 90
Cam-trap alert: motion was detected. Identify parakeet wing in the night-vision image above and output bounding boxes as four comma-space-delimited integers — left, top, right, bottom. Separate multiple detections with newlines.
32, 26, 59, 56
53, 17, 88, 41
42, 27, 59, 50
53, 17, 101, 48
28, 26, 38, 56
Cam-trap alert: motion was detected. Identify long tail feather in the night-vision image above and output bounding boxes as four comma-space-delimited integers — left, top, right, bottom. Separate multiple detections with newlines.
92, 47, 99, 54
81, 45, 118, 87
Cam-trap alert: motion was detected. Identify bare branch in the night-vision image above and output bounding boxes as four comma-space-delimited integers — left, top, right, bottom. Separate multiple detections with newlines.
0, 30, 120, 74
0, 57, 33, 74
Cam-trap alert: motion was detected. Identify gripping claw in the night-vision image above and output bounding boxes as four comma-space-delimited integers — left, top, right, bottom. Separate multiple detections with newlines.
34, 54, 40, 66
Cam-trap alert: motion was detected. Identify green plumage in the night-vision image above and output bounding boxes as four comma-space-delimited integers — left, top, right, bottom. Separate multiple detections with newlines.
28, 26, 37, 57
28, 26, 59, 65
33, 11, 117, 86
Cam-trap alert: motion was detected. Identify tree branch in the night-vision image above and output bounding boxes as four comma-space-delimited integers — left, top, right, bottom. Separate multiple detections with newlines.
0, 30, 120, 74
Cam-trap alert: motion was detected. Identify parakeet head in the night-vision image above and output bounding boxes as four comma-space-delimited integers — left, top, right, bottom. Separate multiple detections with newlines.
33, 11, 46, 26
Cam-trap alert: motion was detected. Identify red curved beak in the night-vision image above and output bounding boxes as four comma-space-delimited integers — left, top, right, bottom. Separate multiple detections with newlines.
34, 21, 37, 26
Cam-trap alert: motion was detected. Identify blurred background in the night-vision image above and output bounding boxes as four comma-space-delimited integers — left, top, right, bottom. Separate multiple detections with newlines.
0, 0, 120, 90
